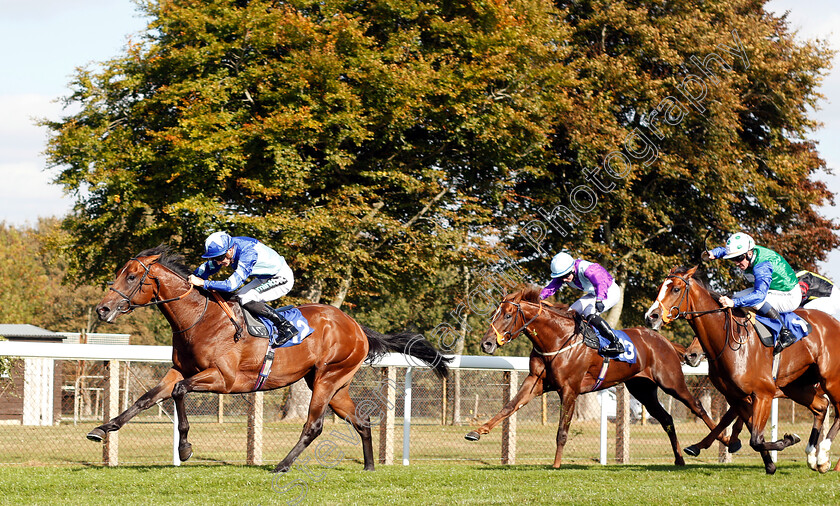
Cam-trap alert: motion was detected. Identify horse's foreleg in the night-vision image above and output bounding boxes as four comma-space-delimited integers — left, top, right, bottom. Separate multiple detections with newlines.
553, 387, 577, 468
657, 378, 738, 453
747, 395, 801, 474
170, 366, 235, 462
327, 385, 375, 471
465, 373, 544, 442
86, 368, 184, 442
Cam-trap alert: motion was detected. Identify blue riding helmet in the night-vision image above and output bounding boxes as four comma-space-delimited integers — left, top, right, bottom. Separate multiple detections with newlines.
202, 231, 233, 258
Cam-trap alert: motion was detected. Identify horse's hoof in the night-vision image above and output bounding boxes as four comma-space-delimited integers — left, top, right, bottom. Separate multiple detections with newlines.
817, 460, 831, 474
179, 443, 193, 462
765, 463, 777, 475
272, 464, 291, 473
86, 428, 105, 442
465, 431, 481, 441
728, 439, 742, 454
684, 445, 700, 457
675, 457, 686, 466
785, 433, 801, 446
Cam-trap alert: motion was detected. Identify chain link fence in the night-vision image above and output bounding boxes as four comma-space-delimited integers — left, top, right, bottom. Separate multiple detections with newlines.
0, 356, 824, 467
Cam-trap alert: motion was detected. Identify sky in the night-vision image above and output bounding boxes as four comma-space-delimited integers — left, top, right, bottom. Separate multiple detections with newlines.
1, 0, 839, 277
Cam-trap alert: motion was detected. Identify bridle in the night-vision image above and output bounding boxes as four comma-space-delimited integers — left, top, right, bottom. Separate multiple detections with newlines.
657, 274, 729, 323
657, 273, 750, 359
109, 257, 195, 313
490, 299, 545, 347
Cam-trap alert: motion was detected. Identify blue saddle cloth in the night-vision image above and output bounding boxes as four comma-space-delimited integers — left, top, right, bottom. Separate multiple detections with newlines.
755, 313, 810, 346
256, 307, 314, 348
591, 327, 637, 364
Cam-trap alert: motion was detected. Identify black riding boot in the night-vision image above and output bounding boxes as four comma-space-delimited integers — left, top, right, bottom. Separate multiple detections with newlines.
760, 304, 794, 353
587, 314, 625, 357
244, 301, 299, 347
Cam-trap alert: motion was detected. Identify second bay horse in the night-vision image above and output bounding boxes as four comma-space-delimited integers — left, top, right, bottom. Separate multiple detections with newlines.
465, 285, 730, 467
645, 266, 840, 474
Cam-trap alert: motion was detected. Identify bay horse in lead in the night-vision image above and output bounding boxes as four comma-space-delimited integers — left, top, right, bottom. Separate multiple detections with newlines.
91, 246, 450, 472
465, 285, 731, 467
645, 266, 840, 474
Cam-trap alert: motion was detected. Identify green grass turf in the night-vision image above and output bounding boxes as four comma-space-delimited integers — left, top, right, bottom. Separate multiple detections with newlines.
0, 462, 837, 505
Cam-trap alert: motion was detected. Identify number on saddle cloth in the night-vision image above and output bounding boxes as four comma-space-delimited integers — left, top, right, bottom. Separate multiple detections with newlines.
576, 316, 637, 364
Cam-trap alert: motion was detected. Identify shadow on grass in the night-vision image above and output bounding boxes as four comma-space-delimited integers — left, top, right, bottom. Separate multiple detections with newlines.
474, 462, 775, 473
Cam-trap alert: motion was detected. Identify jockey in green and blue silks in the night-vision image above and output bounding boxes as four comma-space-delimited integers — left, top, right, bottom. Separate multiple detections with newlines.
189, 231, 298, 346
703, 232, 800, 351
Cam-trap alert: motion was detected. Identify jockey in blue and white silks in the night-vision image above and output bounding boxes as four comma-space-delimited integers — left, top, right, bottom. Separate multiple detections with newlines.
189, 232, 298, 345
703, 232, 800, 352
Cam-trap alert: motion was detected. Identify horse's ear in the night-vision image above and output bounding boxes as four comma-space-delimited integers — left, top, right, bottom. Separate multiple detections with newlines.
686, 265, 699, 277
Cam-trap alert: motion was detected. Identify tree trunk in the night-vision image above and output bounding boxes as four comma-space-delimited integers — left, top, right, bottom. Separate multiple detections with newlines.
281, 381, 312, 421
604, 281, 625, 328
451, 266, 469, 425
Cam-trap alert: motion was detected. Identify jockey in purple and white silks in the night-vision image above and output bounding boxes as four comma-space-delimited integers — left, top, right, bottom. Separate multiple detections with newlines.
189, 232, 298, 346
540, 252, 625, 357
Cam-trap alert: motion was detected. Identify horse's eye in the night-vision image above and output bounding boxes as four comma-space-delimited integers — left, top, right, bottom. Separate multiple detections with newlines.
672, 286, 680, 293
127, 274, 136, 282
504, 314, 512, 319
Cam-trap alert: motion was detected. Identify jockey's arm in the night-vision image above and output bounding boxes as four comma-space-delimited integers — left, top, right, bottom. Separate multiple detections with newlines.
539, 277, 565, 300
733, 262, 773, 308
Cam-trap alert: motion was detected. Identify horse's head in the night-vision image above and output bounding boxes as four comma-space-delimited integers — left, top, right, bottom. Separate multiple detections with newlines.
480, 285, 545, 354
683, 336, 705, 367
96, 252, 164, 323
644, 265, 698, 331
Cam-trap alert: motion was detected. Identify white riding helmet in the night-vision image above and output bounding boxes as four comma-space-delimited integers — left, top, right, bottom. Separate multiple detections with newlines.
723, 232, 755, 259
550, 252, 576, 278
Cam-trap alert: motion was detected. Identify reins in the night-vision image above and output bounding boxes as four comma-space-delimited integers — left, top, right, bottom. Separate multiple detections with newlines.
491, 299, 581, 356
662, 274, 751, 361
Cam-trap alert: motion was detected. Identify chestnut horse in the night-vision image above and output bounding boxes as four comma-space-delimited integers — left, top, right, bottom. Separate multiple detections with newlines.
91, 246, 450, 472
645, 266, 840, 474
464, 285, 730, 467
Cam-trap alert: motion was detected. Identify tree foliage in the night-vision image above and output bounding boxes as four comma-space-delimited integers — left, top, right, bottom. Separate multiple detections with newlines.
41, 0, 837, 349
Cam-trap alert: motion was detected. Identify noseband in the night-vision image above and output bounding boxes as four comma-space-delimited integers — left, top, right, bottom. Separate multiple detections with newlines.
490, 299, 544, 346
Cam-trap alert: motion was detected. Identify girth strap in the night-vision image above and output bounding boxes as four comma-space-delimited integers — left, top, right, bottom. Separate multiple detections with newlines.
589, 356, 611, 392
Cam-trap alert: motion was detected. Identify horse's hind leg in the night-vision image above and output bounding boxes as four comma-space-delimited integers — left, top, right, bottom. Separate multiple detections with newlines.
326, 385, 375, 471
682, 405, 739, 457
652, 366, 738, 454
783, 384, 829, 472
86, 367, 184, 442
274, 367, 360, 473
625, 379, 684, 466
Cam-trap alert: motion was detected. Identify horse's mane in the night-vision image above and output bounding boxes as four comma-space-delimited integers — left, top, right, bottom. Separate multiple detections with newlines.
136, 244, 192, 279
672, 265, 723, 298
514, 284, 576, 318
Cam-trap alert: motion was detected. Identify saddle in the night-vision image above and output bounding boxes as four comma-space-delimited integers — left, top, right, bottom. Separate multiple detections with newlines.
730, 308, 811, 348
242, 304, 295, 339
573, 314, 601, 351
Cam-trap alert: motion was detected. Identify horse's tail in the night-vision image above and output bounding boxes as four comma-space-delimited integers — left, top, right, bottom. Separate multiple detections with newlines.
361, 325, 452, 379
